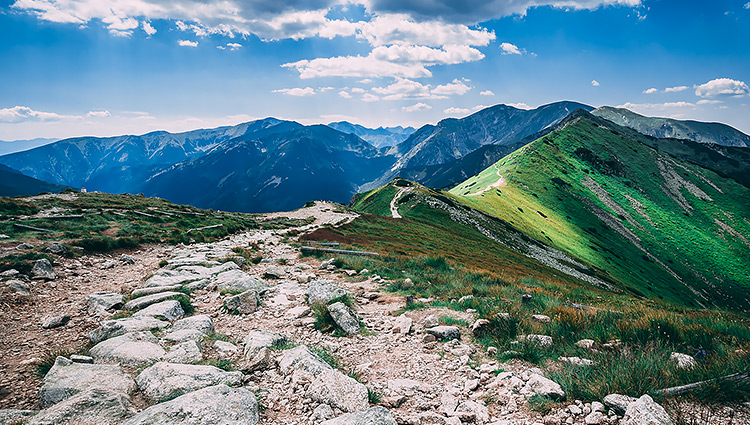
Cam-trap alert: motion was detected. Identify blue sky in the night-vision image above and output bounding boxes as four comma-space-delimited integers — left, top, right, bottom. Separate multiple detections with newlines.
0, 0, 748, 140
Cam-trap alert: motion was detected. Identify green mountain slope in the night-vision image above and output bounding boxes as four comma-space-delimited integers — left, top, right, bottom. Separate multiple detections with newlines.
0, 164, 70, 197
450, 112, 750, 311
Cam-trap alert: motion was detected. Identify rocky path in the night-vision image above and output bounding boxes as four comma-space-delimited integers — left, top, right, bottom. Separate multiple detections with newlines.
0, 201, 740, 425
390, 188, 409, 219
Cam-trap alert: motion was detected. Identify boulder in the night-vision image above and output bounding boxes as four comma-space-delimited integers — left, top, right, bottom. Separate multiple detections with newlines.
621, 395, 673, 425
164, 340, 203, 364
603, 393, 637, 415
471, 319, 490, 336
520, 373, 566, 400
123, 292, 182, 311
307, 369, 369, 413
327, 302, 360, 335
86, 292, 124, 315
520, 334, 553, 347
89, 317, 169, 344
450, 400, 489, 423
425, 326, 460, 341
422, 315, 439, 328
576, 339, 596, 350
531, 314, 551, 323
584, 411, 607, 425
41, 315, 70, 329
213, 340, 238, 358
46, 243, 66, 254
143, 269, 202, 288
393, 315, 412, 334
0, 410, 37, 424
244, 347, 271, 372
278, 345, 333, 376
263, 265, 286, 279
244, 330, 286, 360
307, 280, 348, 305
213, 270, 269, 294
172, 314, 214, 334
132, 300, 184, 321
120, 254, 135, 265
32, 259, 55, 280
130, 285, 182, 298
7, 280, 30, 296
286, 306, 311, 319
39, 357, 135, 407
16, 243, 34, 250
320, 406, 397, 425
120, 384, 258, 425
28, 388, 135, 425
223, 290, 259, 314
89, 332, 165, 367
136, 362, 243, 402
559, 356, 595, 367
670, 352, 697, 369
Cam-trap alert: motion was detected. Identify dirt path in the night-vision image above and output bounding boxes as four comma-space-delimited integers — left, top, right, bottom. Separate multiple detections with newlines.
466, 164, 506, 196
390, 188, 408, 218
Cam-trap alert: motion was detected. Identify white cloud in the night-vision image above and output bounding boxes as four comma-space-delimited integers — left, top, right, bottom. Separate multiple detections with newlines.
142, 20, 156, 36
225, 42, 242, 51
362, 93, 380, 102
351, 87, 366, 93
664, 85, 688, 93
696, 99, 722, 105
86, 110, 111, 118
745, 2, 750, 9
507, 102, 531, 110
617, 102, 696, 114
444, 107, 470, 115
0, 106, 80, 123
480, 90, 495, 96
178, 39, 198, 47
369, 78, 471, 100
694, 78, 749, 97
643, 87, 658, 94
432, 79, 472, 96
591, 80, 600, 87
272, 87, 316, 96
499, 42, 521, 55
359, 79, 373, 84
357, 14, 495, 47
338, 90, 352, 99
283, 55, 432, 79
402, 102, 431, 112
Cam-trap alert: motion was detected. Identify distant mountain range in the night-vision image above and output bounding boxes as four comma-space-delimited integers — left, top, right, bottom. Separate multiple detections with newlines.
326, 122, 415, 148
1, 102, 748, 212
0, 164, 69, 197
0, 137, 58, 156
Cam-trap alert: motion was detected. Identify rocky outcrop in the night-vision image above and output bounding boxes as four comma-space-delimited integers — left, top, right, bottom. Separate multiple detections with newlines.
621, 395, 673, 425
307, 369, 369, 413
136, 362, 243, 402
39, 357, 135, 407
89, 332, 165, 366
320, 406, 397, 425
327, 302, 360, 335
28, 388, 135, 425
278, 345, 333, 376
307, 280, 348, 305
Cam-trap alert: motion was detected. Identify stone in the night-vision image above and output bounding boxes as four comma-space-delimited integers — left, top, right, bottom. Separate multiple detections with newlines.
120, 384, 258, 425
568, 405, 583, 416
522, 293, 533, 303
425, 326, 460, 341
472, 319, 490, 336
123, 292, 181, 311
89, 331, 165, 367
559, 356, 595, 367
603, 393, 637, 415
185, 279, 210, 291
451, 400, 489, 423
28, 388, 135, 425
387, 379, 423, 395
143, 269, 202, 288
0, 234, 9, 239
136, 362, 243, 402
584, 411, 607, 425
46, 243, 66, 254
120, 254, 135, 265
89, 317, 169, 344
130, 285, 182, 298
213, 340, 238, 357
576, 339, 596, 350
520, 334, 553, 347
310, 404, 335, 422
7, 280, 31, 296
41, 315, 70, 329
243, 330, 286, 360
162, 328, 207, 342
487, 346, 498, 355
465, 379, 480, 392
307, 279, 349, 305
0, 268, 20, 277
532, 314, 551, 323
591, 401, 605, 413
32, 259, 55, 280
278, 345, 333, 376
327, 302, 360, 335
17, 242, 34, 250
392, 314, 412, 334
423, 314, 439, 328
213, 270, 269, 294
245, 347, 271, 372
164, 340, 203, 364
287, 305, 311, 319
307, 369, 369, 413
670, 352, 697, 369
423, 334, 437, 343
320, 406, 397, 425
620, 395, 673, 425
132, 300, 185, 321
223, 289, 259, 314
263, 265, 286, 279
70, 355, 93, 364
172, 314, 214, 334
0, 410, 37, 424
521, 373, 566, 400
39, 356, 135, 407
86, 292, 124, 315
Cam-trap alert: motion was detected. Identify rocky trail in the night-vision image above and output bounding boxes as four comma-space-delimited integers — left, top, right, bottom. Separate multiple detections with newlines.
0, 202, 745, 425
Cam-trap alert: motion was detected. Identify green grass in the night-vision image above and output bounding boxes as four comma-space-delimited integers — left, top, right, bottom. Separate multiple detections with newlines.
310, 345, 340, 369
439, 317, 470, 327
0, 252, 54, 274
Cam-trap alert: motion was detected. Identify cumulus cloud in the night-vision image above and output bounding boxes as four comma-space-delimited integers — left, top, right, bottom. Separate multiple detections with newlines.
86, 110, 111, 118
499, 42, 521, 55
142, 20, 156, 36
432, 79, 472, 96
745, 2, 750, 9
507, 102, 531, 110
178, 39, 198, 47
480, 90, 494, 96
272, 87, 316, 96
402, 102, 431, 112
696, 99, 722, 105
643, 87, 658, 94
591, 80, 600, 87
0, 106, 79, 123
664, 85, 688, 93
617, 102, 696, 113
369, 78, 471, 100
444, 107, 471, 115
362, 93, 380, 102
694, 78, 749, 97
338, 90, 352, 98
217, 42, 242, 51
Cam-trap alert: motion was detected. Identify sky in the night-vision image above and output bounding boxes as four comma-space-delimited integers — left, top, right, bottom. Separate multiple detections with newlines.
0, 0, 749, 140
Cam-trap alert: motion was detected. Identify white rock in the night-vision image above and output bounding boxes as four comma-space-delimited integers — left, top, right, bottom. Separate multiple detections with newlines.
520, 373, 566, 400
307, 369, 369, 413
164, 340, 203, 364
132, 300, 184, 321
39, 357, 135, 407
621, 395, 673, 425
670, 352, 697, 369
136, 362, 243, 402
89, 332, 165, 367
28, 388, 135, 425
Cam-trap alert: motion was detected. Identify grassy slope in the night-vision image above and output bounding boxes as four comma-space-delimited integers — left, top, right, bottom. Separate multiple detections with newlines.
450, 116, 750, 311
